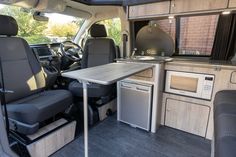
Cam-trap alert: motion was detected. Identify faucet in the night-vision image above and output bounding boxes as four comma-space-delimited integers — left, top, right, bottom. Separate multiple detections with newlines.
131, 48, 137, 58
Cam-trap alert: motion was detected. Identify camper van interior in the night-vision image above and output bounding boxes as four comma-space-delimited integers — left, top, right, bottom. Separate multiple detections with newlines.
0, 0, 236, 157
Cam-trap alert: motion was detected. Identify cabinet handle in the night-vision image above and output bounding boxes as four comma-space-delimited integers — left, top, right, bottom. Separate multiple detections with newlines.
121, 85, 132, 89
136, 87, 149, 92
214, 66, 221, 71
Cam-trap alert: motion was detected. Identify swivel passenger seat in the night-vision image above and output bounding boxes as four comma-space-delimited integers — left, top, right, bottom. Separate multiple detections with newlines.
69, 24, 117, 101
0, 15, 73, 135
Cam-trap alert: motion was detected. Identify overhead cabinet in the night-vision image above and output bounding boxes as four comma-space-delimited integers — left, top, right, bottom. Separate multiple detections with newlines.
170, 0, 228, 13
128, 1, 170, 19
128, 0, 236, 19
229, 0, 236, 8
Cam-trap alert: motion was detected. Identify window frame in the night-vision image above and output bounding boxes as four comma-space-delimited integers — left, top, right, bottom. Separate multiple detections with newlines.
173, 13, 220, 57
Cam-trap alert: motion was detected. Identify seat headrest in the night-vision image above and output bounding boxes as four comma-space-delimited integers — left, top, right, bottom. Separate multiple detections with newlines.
0, 15, 18, 36
90, 24, 107, 38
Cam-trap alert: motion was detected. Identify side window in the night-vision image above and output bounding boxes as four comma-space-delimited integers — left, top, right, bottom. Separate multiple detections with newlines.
177, 15, 219, 56
96, 18, 122, 46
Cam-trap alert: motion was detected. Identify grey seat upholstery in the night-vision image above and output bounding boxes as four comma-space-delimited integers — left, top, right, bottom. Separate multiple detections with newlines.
0, 15, 72, 135
214, 90, 236, 157
69, 24, 116, 98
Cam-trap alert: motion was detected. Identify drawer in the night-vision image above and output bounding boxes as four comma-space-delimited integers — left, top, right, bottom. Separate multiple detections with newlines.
129, 68, 155, 82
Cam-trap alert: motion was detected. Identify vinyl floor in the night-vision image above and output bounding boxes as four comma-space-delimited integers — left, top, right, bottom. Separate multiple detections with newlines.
51, 114, 211, 157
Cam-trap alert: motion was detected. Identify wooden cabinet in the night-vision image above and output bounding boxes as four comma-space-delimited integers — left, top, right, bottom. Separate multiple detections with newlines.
229, 0, 236, 8
128, 1, 170, 19
165, 99, 210, 137
170, 0, 228, 13
162, 61, 236, 139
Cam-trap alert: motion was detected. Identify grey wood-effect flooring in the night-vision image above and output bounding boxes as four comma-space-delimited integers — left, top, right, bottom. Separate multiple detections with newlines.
51, 115, 211, 157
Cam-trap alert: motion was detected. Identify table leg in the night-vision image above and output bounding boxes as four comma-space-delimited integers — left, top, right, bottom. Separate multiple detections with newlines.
83, 82, 88, 157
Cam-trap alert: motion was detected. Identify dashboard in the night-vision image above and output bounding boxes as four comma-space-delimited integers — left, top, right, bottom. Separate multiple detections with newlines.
30, 43, 80, 72
30, 43, 62, 71
30, 43, 61, 59
32, 46, 52, 58
29, 43, 81, 88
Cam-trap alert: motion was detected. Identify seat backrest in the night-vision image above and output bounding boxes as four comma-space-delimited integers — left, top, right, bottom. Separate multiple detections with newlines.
0, 15, 46, 103
81, 24, 116, 68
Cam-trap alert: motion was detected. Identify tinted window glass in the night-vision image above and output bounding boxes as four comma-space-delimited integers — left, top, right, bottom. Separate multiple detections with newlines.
178, 15, 219, 56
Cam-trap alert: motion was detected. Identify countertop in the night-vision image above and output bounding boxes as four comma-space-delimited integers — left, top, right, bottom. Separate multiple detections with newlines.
62, 62, 153, 85
116, 57, 236, 69
116, 57, 169, 64
166, 58, 236, 69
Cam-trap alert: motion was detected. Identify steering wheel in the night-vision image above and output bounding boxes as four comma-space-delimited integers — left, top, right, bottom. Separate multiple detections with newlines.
60, 41, 83, 62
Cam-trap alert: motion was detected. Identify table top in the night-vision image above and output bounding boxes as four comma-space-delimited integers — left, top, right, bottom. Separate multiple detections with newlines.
62, 62, 153, 85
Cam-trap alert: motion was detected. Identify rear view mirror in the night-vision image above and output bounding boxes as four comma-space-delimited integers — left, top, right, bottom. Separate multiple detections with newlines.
33, 11, 49, 22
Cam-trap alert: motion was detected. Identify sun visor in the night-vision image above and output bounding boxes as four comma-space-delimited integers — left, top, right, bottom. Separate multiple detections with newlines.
0, 0, 38, 8
62, 7, 92, 19
35, 0, 66, 12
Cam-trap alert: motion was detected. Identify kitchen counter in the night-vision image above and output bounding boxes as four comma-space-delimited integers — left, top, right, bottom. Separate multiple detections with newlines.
167, 58, 236, 70
116, 57, 236, 69
116, 57, 171, 64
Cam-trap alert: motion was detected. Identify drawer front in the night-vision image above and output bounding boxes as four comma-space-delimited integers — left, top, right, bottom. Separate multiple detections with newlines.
129, 68, 155, 82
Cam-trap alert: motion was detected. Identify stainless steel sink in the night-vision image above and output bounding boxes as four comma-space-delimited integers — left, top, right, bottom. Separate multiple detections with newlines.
131, 56, 173, 62
132, 56, 156, 60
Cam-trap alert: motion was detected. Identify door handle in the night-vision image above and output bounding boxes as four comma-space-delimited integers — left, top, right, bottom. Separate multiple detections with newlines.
121, 85, 132, 89
136, 87, 149, 92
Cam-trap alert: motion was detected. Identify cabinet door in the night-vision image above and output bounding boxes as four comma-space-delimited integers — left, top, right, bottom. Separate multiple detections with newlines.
171, 0, 228, 13
229, 0, 236, 8
129, 1, 170, 19
165, 99, 210, 137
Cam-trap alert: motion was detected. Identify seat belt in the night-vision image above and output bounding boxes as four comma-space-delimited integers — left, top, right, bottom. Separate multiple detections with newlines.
122, 32, 128, 58
0, 57, 11, 136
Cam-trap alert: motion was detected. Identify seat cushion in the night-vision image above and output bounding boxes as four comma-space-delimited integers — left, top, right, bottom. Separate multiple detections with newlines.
214, 90, 236, 157
214, 90, 236, 117
69, 81, 114, 98
214, 90, 236, 106
7, 90, 72, 125
215, 114, 236, 157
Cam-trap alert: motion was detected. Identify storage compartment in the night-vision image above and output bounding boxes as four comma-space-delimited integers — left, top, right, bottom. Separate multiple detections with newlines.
26, 119, 76, 157
128, 1, 170, 19
128, 68, 155, 82
118, 81, 153, 131
229, 0, 236, 8
165, 99, 210, 137
170, 0, 228, 13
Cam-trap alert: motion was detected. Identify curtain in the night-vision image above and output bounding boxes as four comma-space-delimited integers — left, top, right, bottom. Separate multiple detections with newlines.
211, 14, 236, 60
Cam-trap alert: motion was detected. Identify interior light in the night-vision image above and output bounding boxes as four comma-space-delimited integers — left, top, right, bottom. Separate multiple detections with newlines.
222, 10, 231, 15
168, 15, 175, 19
168, 15, 175, 24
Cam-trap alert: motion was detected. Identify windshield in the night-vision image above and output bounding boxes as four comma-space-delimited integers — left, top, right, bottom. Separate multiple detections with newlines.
0, 4, 85, 44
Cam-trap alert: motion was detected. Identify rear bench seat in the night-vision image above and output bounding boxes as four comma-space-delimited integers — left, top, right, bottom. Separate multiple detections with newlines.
214, 90, 236, 157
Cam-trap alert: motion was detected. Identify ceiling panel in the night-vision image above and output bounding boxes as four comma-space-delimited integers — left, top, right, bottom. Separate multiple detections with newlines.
72, 0, 168, 6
